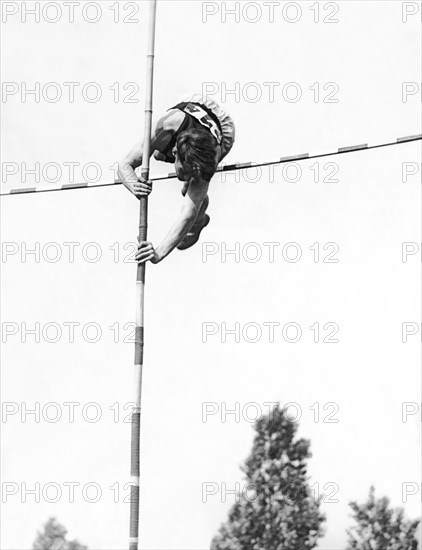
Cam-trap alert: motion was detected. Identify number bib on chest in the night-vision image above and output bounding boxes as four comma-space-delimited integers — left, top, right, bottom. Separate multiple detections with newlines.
182, 103, 222, 145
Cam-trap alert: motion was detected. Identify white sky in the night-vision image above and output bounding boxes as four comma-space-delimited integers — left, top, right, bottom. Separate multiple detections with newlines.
1, 1, 421, 549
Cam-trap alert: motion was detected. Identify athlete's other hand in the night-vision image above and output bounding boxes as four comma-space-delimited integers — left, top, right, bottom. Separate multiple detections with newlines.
136, 241, 161, 264
133, 177, 152, 198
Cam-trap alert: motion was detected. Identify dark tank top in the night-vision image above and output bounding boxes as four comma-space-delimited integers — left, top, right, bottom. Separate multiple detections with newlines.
160, 102, 223, 163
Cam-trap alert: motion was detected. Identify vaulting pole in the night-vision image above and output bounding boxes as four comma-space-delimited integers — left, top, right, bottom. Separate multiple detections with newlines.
129, 1, 157, 549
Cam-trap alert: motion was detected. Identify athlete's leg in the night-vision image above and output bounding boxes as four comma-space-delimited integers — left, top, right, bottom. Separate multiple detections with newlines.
177, 195, 210, 251
193, 194, 209, 224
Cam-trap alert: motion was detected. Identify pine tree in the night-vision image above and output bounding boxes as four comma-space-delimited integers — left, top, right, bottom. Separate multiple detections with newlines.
346, 486, 420, 550
33, 518, 87, 550
211, 405, 325, 550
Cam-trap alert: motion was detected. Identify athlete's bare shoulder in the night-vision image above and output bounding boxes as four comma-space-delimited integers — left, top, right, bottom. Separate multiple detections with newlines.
152, 109, 186, 154
156, 109, 185, 134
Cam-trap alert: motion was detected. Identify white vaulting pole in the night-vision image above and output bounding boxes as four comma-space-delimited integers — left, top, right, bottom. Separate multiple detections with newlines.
129, 1, 157, 549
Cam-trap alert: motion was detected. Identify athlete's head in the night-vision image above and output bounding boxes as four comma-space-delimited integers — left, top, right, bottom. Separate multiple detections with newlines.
174, 128, 218, 182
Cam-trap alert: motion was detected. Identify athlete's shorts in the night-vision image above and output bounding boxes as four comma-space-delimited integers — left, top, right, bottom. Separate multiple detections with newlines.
175, 92, 236, 161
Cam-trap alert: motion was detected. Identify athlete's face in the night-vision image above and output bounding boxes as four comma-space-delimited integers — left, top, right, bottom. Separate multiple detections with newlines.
173, 146, 195, 182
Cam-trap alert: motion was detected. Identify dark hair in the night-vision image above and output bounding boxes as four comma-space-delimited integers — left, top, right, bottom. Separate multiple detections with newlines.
176, 128, 218, 182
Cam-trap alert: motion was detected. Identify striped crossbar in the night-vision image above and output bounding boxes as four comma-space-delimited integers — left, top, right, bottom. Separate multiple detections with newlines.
1, 134, 420, 196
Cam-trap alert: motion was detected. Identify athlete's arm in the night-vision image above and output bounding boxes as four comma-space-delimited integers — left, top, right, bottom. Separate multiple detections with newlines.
118, 110, 184, 198
136, 178, 210, 264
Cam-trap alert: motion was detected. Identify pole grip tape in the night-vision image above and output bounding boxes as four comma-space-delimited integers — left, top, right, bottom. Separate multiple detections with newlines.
134, 327, 144, 365
129, 484, 140, 536
130, 412, 141, 476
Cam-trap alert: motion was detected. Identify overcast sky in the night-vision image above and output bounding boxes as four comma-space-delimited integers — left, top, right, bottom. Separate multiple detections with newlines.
1, 1, 421, 549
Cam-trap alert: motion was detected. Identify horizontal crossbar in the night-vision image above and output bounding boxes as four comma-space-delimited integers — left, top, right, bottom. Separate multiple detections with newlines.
1, 134, 420, 196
